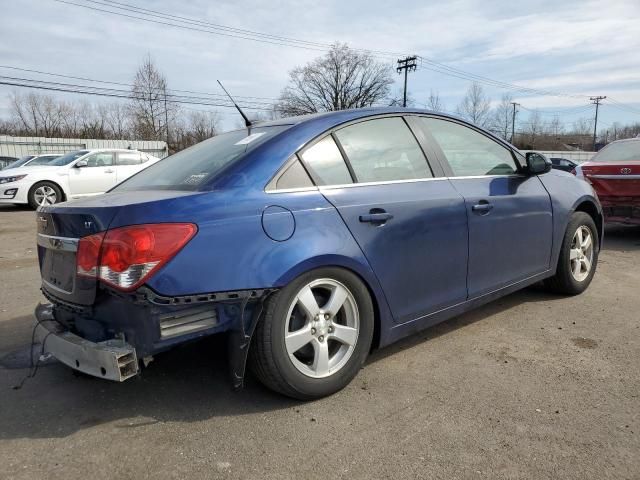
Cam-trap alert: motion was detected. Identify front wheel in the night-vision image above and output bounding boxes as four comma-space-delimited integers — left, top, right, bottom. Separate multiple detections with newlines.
545, 212, 598, 295
249, 267, 374, 400
28, 181, 63, 209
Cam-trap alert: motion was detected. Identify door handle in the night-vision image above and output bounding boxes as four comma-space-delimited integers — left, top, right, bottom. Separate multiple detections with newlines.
359, 210, 393, 224
104, 169, 114, 173
472, 201, 493, 214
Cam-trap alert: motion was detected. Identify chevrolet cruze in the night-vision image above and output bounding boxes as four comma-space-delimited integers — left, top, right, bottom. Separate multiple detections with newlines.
33, 108, 602, 399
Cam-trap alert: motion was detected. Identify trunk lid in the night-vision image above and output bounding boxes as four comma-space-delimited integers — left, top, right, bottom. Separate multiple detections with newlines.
37, 190, 199, 305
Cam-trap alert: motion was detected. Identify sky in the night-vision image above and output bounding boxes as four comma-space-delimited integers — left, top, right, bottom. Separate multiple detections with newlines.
1, 0, 640, 133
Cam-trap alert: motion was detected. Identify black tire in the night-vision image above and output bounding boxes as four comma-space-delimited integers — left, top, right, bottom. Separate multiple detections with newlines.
545, 211, 598, 295
249, 267, 374, 400
28, 181, 63, 209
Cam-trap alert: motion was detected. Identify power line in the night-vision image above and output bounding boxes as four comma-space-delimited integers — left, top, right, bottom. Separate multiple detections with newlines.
52, 0, 409, 60
0, 76, 276, 111
0, 65, 279, 102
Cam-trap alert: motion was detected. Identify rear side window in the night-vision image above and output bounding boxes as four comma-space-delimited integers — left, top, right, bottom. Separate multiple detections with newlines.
117, 152, 142, 166
275, 159, 313, 189
334, 117, 432, 182
300, 136, 353, 186
419, 118, 518, 176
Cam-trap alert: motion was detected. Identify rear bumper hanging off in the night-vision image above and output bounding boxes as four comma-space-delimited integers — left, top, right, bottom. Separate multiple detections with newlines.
34, 303, 139, 382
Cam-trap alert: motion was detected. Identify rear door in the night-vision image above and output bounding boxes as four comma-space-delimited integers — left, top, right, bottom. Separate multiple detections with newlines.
416, 117, 553, 298
301, 116, 469, 325
68, 151, 117, 196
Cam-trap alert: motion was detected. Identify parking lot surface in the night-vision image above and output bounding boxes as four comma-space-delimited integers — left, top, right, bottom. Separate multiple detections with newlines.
0, 205, 638, 480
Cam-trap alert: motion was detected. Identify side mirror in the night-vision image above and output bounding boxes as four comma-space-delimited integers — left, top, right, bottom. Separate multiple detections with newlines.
75, 159, 88, 168
525, 152, 552, 175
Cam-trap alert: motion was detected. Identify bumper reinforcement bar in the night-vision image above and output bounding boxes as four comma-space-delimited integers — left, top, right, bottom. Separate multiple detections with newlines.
34, 303, 139, 382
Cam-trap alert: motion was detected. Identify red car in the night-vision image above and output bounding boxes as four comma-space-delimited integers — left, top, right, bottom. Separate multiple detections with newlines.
574, 138, 640, 225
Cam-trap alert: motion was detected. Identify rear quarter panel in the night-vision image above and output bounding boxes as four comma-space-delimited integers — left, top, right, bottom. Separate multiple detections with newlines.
106, 189, 393, 337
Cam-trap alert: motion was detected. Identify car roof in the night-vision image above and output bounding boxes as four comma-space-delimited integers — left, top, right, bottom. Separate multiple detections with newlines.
606, 137, 640, 145
257, 107, 455, 128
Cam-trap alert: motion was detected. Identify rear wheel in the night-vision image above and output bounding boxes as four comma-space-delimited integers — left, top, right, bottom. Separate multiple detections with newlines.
545, 212, 598, 295
28, 181, 63, 209
249, 267, 374, 399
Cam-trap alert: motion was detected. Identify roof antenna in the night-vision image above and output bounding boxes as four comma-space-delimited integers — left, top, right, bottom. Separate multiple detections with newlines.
217, 80, 252, 128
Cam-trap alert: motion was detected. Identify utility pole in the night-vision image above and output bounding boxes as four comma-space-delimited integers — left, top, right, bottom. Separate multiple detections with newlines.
396, 56, 417, 107
163, 89, 170, 149
510, 102, 520, 143
590, 96, 606, 151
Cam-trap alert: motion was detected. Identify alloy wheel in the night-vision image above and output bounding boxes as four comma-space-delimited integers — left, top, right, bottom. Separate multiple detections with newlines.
569, 225, 594, 282
33, 185, 57, 206
284, 278, 359, 378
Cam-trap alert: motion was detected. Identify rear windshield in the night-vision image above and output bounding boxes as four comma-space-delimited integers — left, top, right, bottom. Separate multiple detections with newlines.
114, 126, 287, 191
594, 141, 640, 162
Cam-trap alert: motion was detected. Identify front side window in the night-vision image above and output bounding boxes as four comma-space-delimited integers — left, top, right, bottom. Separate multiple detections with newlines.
420, 118, 519, 176
334, 117, 432, 182
300, 136, 352, 186
48, 150, 89, 166
84, 152, 115, 167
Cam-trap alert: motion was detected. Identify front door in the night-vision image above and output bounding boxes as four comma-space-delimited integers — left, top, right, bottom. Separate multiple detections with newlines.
417, 117, 553, 298
299, 117, 469, 324
68, 151, 117, 197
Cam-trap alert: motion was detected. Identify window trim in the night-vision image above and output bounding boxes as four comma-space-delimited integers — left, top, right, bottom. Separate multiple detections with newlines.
263, 112, 527, 193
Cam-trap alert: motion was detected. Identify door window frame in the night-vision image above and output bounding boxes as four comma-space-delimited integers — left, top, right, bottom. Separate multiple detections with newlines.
265, 113, 445, 193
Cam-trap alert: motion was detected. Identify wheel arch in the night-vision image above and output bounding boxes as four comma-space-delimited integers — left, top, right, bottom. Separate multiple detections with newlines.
572, 197, 603, 250
28, 179, 67, 203
274, 254, 392, 351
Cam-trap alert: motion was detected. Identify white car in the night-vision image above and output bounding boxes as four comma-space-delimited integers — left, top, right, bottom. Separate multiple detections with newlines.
0, 149, 161, 208
2, 154, 63, 170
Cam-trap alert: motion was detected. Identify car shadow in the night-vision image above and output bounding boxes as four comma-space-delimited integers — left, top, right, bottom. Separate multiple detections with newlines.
0, 285, 566, 441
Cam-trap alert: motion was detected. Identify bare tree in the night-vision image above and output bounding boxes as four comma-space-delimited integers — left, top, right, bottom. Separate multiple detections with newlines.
277, 43, 393, 116
10, 92, 65, 136
547, 116, 564, 149
130, 55, 178, 140
188, 111, 220, 143
523, 110, 546, 149
572, 117, 594, 149
101, 102, 132, 139
388, 88, 415, 107
491, 93, 514, 140
456, 82, 491, 127
426, 90, 445, 112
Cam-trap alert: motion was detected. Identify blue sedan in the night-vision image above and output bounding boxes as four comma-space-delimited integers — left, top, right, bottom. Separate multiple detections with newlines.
34, 108, 602, 399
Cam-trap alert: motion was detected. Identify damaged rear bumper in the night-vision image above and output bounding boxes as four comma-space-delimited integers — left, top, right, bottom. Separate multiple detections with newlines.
35, 303, 139, 382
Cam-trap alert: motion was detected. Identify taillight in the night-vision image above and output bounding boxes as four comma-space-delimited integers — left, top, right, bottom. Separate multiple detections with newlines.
76, 223, 197, 291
